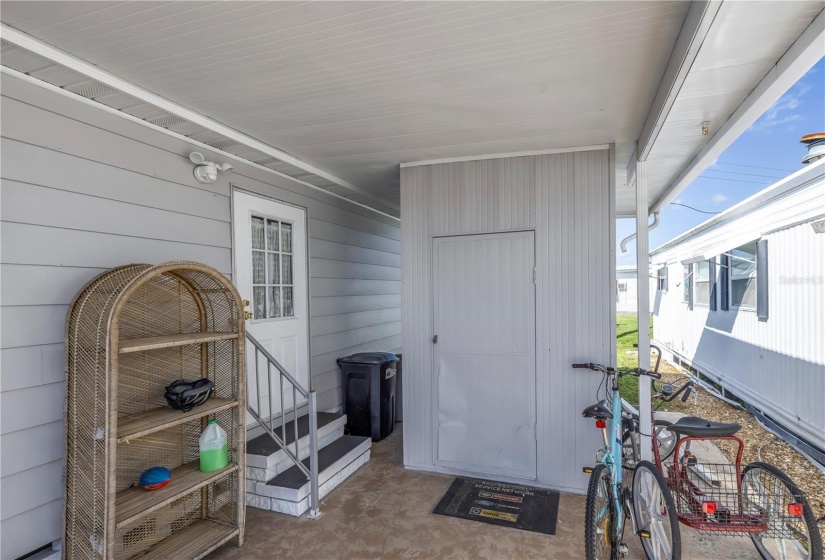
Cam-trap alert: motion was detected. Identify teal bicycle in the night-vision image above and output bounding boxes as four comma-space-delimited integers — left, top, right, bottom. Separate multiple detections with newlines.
574, 362, 681, 560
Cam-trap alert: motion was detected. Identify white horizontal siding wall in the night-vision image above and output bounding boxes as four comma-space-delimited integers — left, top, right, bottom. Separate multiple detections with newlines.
0, 74, 400, 559
652, 174, 825, 449
401, 149, 614, 493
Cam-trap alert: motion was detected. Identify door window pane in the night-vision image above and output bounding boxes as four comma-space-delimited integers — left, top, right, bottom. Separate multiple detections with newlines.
281, 254, 293, 285
251, 217, 265, 250
282, 287, 294, 317
250, 214, 295, 320
252, 251, 265, 284
266, 219, 279, 251
253, 286, 266, 319
268, 286, 281, 318
281, 223, 292, 253
267, 253, 280, 286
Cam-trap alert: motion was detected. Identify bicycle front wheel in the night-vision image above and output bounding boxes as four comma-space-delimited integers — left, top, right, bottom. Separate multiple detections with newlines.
742, 462, 823, 560
632, 460, 681, 560
585, 463, 616, 560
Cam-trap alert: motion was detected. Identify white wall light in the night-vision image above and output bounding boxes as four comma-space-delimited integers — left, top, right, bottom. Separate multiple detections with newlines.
189, 152, 233, 183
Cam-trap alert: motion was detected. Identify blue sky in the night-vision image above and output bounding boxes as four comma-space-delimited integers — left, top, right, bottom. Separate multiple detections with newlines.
617, 56, 825, 266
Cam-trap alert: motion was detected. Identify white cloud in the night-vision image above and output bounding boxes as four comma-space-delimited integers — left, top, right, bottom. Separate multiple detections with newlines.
751, 81, 812, 132
712, 193, 727, 203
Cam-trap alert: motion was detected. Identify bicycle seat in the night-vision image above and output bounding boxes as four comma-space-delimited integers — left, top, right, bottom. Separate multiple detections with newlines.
582, 400, 613, 419
667, 416, 741, 437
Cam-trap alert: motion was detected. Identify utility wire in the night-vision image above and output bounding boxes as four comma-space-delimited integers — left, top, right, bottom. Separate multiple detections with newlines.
669, 202, 722, 214
701, 169, 785, 180
714, 161, 796, 173
697, 175, 773, 185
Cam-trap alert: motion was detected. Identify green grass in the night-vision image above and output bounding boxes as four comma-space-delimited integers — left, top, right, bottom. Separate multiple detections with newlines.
616, 314, 653, 405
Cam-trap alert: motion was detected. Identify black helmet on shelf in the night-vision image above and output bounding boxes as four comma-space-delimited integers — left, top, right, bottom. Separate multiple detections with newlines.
164, 378, 214, 412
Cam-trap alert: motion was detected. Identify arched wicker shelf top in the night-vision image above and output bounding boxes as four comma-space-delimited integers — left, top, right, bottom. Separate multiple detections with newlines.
67, 261, 243, 352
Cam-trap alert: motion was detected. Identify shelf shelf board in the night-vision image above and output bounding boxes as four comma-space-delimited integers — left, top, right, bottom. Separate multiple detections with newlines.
119, 332, 238, 353
117, 398, 238, 443
134, 519, 239, 560
116, 461, 238, 528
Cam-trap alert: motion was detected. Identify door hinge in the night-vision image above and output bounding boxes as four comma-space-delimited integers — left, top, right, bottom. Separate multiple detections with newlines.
432, 334, 438, 344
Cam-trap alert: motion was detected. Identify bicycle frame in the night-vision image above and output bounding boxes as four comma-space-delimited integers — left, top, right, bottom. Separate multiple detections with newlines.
589, 373, 628, 543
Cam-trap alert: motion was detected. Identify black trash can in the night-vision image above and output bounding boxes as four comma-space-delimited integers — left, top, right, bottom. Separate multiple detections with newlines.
337, 352, 397, 442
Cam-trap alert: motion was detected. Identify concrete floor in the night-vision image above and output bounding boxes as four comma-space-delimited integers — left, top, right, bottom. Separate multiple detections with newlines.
209, 427, 761, 560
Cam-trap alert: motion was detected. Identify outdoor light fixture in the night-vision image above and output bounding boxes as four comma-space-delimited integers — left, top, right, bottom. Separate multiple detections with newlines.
189, 152, 233, 183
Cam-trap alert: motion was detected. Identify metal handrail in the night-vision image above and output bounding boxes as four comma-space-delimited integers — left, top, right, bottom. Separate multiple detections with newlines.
245, 331, 321, 519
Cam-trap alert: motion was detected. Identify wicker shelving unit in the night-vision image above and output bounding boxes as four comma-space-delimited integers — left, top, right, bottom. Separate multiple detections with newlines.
64, 262, 246, 559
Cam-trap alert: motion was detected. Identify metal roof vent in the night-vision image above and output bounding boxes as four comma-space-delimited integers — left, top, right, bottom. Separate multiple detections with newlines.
67, 80, 117, 99
801, 133, 825, 164
147, 114, 187, 128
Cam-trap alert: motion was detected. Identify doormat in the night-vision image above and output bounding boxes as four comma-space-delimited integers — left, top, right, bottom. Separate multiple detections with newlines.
433, 477, 559, 535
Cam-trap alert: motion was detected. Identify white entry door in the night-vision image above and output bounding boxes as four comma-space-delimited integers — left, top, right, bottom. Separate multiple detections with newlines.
233, 190, 309, 423
433, 231, 537, 480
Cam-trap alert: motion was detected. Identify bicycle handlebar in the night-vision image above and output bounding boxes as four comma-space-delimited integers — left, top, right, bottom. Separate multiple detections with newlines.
572, 363, 660, 379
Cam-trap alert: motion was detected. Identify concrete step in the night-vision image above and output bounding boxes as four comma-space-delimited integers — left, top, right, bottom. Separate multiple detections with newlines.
247, 435, 371, 517
245, 412, 346, 482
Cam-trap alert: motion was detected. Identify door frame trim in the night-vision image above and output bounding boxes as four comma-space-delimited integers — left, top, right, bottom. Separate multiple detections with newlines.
429, 230, 538, 480
230, 185, 312, 391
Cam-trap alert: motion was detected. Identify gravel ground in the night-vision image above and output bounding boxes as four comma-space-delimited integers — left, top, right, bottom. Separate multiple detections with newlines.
650, 356, 825, 537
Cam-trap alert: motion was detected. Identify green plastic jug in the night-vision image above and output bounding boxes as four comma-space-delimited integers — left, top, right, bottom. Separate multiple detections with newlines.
199, 419, 228, 472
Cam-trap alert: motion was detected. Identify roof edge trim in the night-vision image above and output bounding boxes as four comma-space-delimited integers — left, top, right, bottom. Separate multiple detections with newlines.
400, 144, 610, 168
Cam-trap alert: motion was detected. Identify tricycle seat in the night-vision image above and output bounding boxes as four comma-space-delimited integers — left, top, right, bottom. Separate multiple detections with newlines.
668, 416, 741, 438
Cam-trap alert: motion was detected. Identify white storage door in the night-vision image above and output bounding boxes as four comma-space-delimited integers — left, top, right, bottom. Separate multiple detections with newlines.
432, 231, 537, 480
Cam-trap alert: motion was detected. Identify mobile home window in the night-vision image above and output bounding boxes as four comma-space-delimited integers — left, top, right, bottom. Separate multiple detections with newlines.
730, 241, 757, 309
251, 216, 295, 320
694, 261, 711, 305
617, 282, 627, 302
657, 266, 668, 292
683, 265, 692, 304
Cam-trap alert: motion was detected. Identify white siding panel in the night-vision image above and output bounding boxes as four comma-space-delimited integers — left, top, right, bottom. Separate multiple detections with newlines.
0, 81, 401, 558
311, 308, 402, 337
0, 499, 63, 560
653, 177, 825, 449
1, 136, 229, 219
310, 294, 402, 318
2, 180, 229, 247
310, 258, 401, 281
401, 149, 610, 491
309, 219, 401, 253
0, 422, 64, 477
1, 265, 106, 307
1, 382, 64, 435
310, 238, 401, 267
310, 278, 401, 297
1, 460, 63, 521
0, 344, 64, 391
1, 222, 232, 272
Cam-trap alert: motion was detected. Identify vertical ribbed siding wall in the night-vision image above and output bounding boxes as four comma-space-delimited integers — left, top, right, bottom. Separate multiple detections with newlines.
652, 173, 825, 449
401, 149, 614, 492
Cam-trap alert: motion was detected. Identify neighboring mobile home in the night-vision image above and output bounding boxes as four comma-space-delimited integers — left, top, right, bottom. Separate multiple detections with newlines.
650, 160, 825, 452
1, 2, 822, 558
616, 265, 656, 315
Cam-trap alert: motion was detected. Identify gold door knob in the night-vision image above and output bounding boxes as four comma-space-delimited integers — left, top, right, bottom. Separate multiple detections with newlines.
242, 299, 250, 308
244, 311, 253, 320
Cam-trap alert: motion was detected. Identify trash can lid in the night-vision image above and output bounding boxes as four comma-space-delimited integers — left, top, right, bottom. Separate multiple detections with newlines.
337, 352, 397, 365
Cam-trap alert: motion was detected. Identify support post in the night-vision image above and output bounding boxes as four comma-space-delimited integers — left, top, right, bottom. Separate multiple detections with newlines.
636, 160, 653, 461
306, 391, 323, 520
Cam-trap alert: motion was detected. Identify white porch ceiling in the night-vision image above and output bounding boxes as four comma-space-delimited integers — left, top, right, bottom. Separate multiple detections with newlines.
1, 1, 822, 217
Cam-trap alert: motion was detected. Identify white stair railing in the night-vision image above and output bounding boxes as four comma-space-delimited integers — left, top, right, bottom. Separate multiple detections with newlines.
245, 331, 321, 519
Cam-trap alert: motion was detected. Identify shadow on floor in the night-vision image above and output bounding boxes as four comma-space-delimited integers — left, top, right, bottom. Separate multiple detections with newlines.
208, 426, 761, 559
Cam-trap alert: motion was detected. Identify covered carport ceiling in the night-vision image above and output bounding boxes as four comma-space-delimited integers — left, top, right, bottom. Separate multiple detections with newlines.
2, 1, 822, 217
